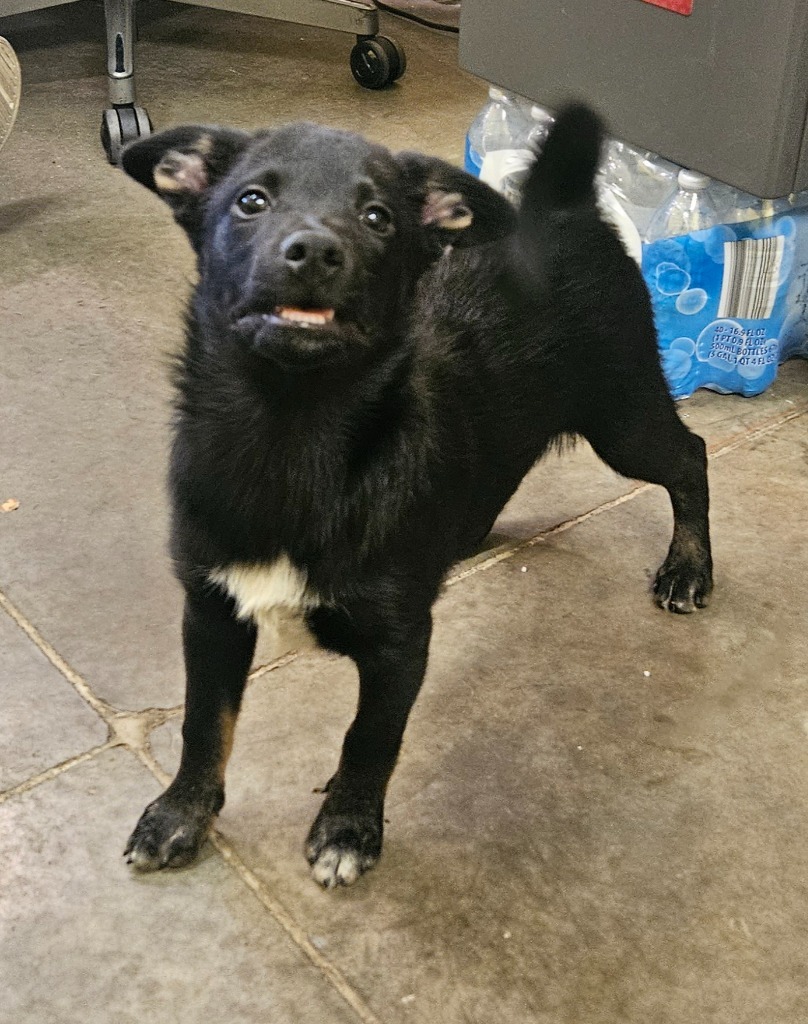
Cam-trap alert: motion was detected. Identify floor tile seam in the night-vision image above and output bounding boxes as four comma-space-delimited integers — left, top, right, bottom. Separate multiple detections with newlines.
0, 588, 116, 725
0, 740, 118, 806
446, 404, 808, 588
0, 706, 189, 805
248, 649, 301, 683
210, 834, 385, 1024
705, 405, 807, 459
126, 743, 384, 1024
446, 482, 651, 587
0, 590, 185, 751
130, 740, 173, 787
2, 733, 380, 1022
0, 576, 294, 700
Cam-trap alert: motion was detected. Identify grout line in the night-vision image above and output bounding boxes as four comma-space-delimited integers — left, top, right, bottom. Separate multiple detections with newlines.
447, 404, 807, 587
0, 592, 381, 1024
0, 589, 117, 724
447, 484, 650, 586
129, 741, 172, 787
0, 740, 117, 805
248, 649, 301, 682
209, 834, 384, 1024
703, 406, 807, 458
0, 590, 185, 795
125, 736, 383, 1024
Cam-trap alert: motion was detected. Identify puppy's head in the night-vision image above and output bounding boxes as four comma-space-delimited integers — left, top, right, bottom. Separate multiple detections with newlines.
122, 123, 515, 372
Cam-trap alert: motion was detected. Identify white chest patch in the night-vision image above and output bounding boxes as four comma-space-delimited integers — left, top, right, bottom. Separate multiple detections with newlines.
209, 556, 321, 629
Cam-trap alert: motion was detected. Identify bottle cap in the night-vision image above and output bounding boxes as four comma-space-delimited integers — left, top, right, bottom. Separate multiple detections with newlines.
488, 86, 508, 102
678, 169, 711, 190
530, 104, 553, 122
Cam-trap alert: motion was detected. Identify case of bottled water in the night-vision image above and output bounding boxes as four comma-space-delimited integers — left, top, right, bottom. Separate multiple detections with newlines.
638, 171, 808, 397
643, 202, 808, 397
463, 90, 808, 399
463, 87, 532, 190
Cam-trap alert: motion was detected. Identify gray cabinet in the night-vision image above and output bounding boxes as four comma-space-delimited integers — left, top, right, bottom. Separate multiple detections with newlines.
459, 0, 808, 198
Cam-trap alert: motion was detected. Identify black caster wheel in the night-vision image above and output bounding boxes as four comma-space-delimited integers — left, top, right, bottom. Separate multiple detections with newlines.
350, 35, 406, 90
101, 104, 152, 165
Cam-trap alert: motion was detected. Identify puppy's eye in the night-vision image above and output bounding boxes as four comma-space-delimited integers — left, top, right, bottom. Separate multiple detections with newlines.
233, 188, 271, 218
360, 204, 393, 234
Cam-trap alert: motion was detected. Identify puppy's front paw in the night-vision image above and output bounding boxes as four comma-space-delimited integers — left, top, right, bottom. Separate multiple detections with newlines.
653, 553, 713, 614
124, 789, 221, 871
305, 806, 382, 889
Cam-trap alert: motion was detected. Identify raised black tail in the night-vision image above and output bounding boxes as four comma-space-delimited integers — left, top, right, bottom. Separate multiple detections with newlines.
520, 103, 604, 216
513, 104, 604, 289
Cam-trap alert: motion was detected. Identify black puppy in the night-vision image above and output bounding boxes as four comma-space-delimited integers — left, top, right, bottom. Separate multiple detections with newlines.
121, 107, 712, 888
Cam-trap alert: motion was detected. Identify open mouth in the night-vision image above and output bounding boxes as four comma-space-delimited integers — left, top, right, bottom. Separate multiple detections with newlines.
235, 307, 337, 332
231, 303, 337, 335
269, 306, 336, 328
233, 305, 354, 370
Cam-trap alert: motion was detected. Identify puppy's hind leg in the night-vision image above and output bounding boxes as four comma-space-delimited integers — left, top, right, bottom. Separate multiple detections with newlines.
305, 604, 432, 888
124, 587, 256, 870
581, 397, 713, 614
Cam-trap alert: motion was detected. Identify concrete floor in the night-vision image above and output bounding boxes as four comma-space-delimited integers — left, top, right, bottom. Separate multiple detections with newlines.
1, 3, 808, 1022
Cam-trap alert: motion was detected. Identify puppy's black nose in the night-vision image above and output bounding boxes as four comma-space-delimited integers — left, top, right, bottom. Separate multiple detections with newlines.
281, 230, 345, 277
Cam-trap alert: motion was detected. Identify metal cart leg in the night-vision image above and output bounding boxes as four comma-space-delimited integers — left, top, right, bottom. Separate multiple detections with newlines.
100, 0, 152, 164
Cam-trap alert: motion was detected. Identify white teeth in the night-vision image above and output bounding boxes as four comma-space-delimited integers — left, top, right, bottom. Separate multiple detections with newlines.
275, 307, 335, 326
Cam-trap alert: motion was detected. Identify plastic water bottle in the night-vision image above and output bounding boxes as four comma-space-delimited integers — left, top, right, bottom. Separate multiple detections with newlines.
525, 103, 555, 151
463, 86, 531, 191
500, 104, 556, 205
600, 141, 679, 207
700, 182, 807, 225
645, 169, 720, 242
760, 192, 808, 216
599, 140, 679, 237
593, 139, 677, 263
707, 182, 764, 224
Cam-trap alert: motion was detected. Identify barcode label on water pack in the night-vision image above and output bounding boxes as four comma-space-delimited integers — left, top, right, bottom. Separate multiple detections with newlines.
718, 236, 784, 320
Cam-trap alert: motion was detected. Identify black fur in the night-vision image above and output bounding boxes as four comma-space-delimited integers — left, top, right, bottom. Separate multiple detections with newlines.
121, 106, 713, 887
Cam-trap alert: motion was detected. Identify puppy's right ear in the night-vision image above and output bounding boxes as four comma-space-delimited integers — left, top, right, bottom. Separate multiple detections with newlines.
121, 126, 250, 246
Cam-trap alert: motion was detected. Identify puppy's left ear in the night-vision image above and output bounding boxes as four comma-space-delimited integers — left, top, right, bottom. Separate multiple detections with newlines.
121, 125, 250, 247
397, 152, 517, 248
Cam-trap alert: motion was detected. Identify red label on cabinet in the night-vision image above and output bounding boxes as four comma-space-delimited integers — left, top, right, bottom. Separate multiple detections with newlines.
639, 0, 693, 14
